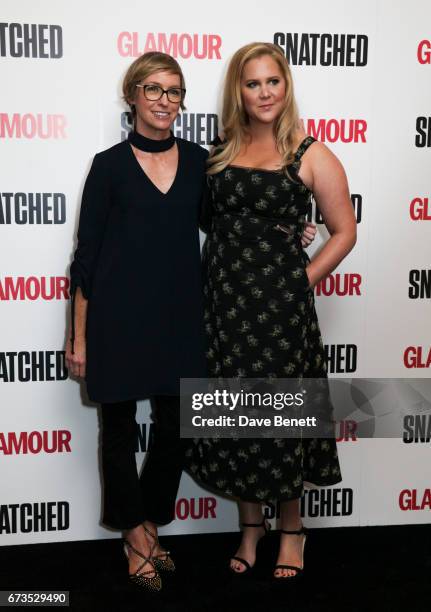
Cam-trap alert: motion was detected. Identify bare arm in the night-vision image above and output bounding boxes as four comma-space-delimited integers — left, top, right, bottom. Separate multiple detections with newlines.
299, 143, 357, 287
65, 287, 87, 378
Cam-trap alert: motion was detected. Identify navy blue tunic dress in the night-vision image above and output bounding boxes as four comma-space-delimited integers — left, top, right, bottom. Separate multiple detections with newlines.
70, 138, 208, 403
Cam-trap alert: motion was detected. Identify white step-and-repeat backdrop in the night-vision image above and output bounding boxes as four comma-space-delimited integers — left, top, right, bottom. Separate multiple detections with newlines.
1, 0, 430, 545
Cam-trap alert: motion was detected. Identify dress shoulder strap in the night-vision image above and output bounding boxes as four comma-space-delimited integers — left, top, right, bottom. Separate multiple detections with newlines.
294, 136, 316, 161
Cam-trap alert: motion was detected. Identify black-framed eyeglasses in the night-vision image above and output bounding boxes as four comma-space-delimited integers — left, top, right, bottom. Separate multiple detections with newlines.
136, 84, 186, 103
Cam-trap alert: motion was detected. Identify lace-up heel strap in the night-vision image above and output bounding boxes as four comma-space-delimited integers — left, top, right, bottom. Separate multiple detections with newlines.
142, 525, 158, 541
123, 538, 150, 560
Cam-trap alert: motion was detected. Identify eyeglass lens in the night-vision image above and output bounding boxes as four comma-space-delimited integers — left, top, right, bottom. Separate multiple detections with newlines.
144, 85, 183, 102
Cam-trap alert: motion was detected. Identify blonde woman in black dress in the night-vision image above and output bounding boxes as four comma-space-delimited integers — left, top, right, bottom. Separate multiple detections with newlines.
187, 42, 357, 580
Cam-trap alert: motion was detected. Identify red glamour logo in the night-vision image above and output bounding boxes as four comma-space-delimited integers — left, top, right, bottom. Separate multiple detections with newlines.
0, 277, 69, 301
410, 197, 431, 220
403, 346, 431, 369
117, 32, 222, 59
315, 273, 362, 297
0, 430, 71, 455
0, 113, 66, 139
301, 118, 367, 143
417, 40, 431, 64
399, 489, 431, 511
175, 497, 217, 520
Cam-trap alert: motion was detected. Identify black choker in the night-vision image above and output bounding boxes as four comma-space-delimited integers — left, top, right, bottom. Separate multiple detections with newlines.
128, 130, 175, 153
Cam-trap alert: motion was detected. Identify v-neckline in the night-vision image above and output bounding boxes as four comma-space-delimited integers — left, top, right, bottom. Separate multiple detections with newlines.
127, 140, 181, 197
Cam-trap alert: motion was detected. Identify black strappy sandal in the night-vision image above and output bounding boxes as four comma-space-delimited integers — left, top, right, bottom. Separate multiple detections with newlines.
142, 525, 175, 573
273, 525, 308, 582
123, 538, 162, 591
230, 518, 271, 576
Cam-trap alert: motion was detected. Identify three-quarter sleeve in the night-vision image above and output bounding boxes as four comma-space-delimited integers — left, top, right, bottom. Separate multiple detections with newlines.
70, 153, 111, 300
69, 153, 110, 354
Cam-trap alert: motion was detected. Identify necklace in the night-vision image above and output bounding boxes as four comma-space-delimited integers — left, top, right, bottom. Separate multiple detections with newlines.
128, 130, 175, 153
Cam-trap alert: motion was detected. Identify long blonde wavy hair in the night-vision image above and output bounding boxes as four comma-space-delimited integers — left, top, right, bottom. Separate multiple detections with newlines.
207, 42, 300, 175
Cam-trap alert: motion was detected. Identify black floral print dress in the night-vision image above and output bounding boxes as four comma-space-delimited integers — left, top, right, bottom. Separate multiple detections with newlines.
186, 136, 342, 503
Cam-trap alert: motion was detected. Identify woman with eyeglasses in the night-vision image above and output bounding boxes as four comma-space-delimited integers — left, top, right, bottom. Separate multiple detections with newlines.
65, 51, 209, 592
65, 50, 316, 592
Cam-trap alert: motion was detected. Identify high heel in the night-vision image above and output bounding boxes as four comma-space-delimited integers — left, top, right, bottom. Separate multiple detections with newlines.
142, 525, 175, 573
123, 538, 162, 591
230, 518, 271, 576
273, 525, 308, 582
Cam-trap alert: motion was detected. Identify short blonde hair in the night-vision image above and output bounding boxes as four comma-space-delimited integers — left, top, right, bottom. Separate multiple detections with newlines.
208, 42, 300, 175
122, 51, 186, 121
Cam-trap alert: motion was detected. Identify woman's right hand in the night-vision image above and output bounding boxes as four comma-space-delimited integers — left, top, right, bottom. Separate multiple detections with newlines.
65, 335, 86, 378
301, 221, 317, 247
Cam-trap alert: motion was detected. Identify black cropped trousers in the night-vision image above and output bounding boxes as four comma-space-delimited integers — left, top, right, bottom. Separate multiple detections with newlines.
100, 395, 185, 530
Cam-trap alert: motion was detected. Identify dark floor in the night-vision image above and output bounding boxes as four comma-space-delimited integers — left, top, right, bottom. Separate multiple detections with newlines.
1, 525, 430, 612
